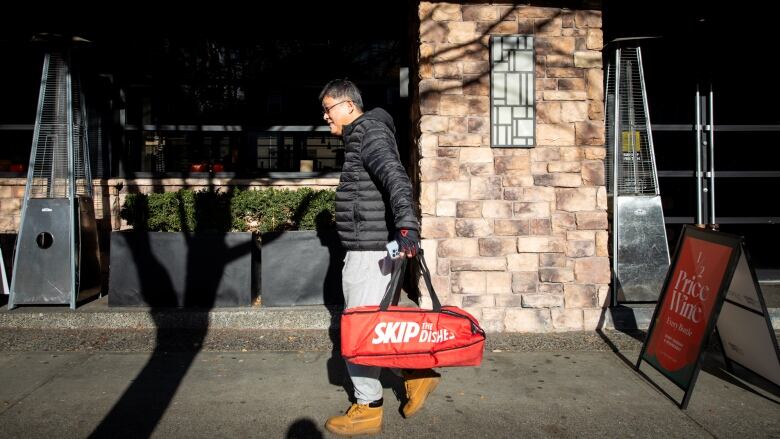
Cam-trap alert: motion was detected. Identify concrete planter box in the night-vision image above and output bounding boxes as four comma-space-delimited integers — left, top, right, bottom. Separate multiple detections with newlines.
108, 231, 256, 307
260, 230, 344, 307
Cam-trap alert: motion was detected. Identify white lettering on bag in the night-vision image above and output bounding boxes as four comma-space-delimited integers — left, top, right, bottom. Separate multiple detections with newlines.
371, 321, 455, 345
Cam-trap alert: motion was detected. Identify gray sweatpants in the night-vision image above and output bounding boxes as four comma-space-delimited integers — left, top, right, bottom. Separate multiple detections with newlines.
342, 250, 401, 405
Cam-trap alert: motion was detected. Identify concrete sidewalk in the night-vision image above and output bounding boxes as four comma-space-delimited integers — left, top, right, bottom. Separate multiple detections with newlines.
2, 296, 778, 333
0, 335, 777, 438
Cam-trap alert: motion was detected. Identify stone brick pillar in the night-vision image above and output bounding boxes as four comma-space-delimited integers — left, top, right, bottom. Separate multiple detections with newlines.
414, 2, 608, 332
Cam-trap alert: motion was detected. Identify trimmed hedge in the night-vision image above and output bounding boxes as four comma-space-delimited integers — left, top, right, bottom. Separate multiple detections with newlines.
121, 188, 336, 233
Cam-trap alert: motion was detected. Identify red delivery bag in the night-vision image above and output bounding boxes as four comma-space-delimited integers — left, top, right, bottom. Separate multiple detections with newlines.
341, 251, 485, 369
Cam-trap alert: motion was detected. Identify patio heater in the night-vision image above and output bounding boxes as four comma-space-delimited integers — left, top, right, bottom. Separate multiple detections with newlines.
605, 43, 670, 304
8, 49, 101, 309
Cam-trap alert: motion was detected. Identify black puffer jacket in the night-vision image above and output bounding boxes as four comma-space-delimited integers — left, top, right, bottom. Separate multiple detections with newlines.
335, 108, 419, 251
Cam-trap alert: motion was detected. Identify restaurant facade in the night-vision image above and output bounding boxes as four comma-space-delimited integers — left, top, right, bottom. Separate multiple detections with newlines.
1, 2, 777, 331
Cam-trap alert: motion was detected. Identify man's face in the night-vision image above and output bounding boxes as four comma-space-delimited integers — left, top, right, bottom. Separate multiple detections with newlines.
322, 96, 355, 136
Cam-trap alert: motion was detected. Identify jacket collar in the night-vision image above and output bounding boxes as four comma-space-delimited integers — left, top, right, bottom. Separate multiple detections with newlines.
341, 113, 365, 139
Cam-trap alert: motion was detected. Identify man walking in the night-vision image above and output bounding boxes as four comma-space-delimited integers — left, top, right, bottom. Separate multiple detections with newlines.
320, 79, 441, 436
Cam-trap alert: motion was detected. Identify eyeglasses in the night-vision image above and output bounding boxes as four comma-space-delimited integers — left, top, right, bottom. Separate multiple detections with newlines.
322, 100, 350, 115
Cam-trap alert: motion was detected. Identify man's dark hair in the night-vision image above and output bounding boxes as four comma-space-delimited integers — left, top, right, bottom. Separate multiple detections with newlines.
319, 79, 364, 111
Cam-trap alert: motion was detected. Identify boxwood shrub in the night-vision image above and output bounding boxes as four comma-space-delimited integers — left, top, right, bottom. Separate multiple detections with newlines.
121, 187, 336, 233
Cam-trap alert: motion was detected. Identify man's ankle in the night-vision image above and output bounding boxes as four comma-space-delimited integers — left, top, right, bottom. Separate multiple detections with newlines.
367, 398, 383, 408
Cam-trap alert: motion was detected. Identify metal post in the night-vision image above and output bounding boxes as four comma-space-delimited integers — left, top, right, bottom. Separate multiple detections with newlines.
611, 49, 622, 307
637, 47, 660, 195
699, 94, 710, 224
65, 53, 77, 310
81, 88, 93, 197
695, 90, 703, 224
0, 247, 8, 294
708, 88, 716, 225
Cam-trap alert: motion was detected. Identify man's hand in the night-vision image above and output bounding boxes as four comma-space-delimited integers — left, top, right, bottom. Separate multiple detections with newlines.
394, 228, 419, 258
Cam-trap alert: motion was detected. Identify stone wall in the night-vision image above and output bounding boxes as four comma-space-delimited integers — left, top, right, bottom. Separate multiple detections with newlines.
414, 2, 608, 332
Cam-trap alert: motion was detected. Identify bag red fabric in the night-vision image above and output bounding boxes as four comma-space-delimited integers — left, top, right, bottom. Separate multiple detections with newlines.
340, 251, 485, 368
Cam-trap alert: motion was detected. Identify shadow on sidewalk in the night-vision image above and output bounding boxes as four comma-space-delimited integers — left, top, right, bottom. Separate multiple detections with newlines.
595, 304, 780, 406
90, 183, 346, 437
286, 418, 324, 439
315, 209, 349, 397
89, 183, 251, 438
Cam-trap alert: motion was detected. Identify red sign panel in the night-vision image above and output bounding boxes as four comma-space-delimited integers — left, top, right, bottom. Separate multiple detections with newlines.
642, 233, 735, 388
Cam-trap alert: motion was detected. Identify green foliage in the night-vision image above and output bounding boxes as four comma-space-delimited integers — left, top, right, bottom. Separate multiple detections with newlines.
122, 188, 336, 233
121, 191, 195, 232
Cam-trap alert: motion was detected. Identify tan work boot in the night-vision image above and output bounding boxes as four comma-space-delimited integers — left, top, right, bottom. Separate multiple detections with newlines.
325, 401, 383, 436
402, 369, 441, 418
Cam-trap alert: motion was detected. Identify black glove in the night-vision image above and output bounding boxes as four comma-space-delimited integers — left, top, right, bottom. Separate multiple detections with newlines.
394, 228, 420, 257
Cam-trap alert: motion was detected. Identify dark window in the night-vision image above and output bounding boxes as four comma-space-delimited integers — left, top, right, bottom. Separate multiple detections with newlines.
1, 3, 412, 178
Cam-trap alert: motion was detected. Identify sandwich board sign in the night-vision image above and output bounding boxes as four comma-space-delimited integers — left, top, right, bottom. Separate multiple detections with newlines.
636, 225, 780, 409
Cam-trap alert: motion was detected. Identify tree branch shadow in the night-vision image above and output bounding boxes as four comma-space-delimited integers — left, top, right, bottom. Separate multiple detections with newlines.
595, 304, 780, 408
90, 176, 251, 438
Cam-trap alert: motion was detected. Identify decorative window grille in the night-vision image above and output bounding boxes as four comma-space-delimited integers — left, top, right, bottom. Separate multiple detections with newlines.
490, 35, 535, 148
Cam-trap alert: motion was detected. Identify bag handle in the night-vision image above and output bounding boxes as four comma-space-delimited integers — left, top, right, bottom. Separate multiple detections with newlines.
415, 250, 442, 310
379, 255, 407, 310
379, 249, 442, 311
